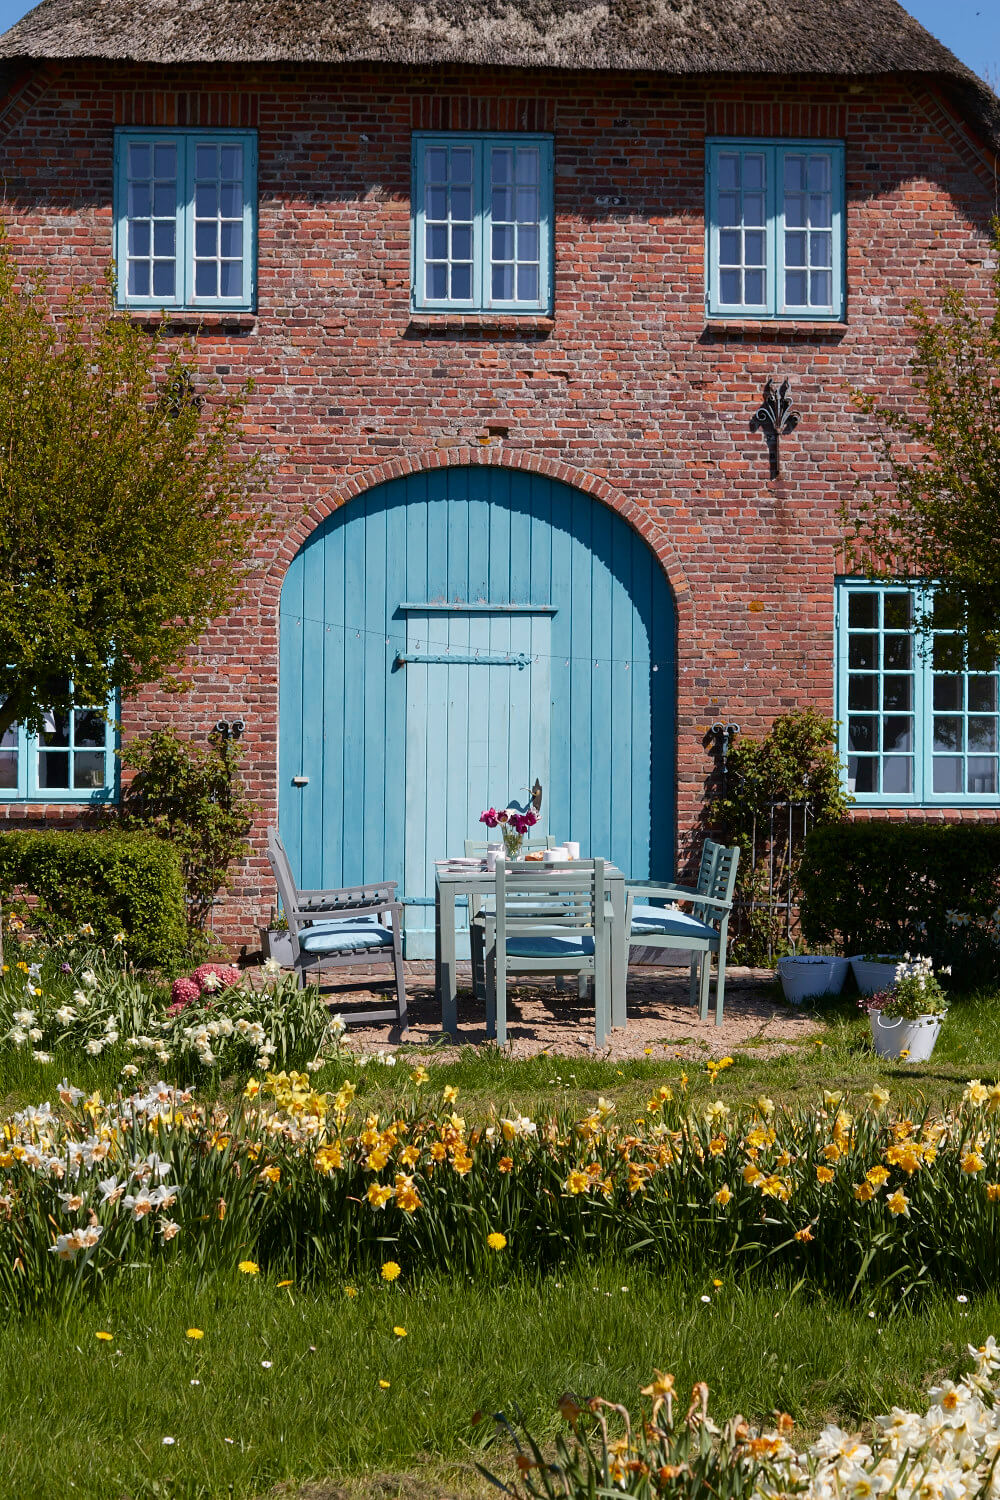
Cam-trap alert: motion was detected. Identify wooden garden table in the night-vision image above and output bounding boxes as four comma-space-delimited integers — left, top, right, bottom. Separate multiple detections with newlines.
434, 863, 628, 1036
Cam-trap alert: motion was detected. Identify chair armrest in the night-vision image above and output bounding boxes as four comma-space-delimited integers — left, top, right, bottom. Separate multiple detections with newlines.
627, 885, 733, 914
627, 881, 697, 902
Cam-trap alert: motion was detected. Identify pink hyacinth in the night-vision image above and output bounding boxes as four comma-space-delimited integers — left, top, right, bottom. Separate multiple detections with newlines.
168, 976, 200, 1014
192, 963, 241, 993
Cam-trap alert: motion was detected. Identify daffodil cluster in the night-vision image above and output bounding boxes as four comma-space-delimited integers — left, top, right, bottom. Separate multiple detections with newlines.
8, 1070, 1000, 1310
487, 1337, 1000, 1500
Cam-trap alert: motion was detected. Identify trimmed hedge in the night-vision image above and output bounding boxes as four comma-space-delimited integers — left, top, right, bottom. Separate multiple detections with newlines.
799, 822, 1000, 986
0, 830, 188, 970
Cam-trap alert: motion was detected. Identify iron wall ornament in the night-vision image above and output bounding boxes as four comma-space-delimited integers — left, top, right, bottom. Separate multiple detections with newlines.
750, 377, 799, 478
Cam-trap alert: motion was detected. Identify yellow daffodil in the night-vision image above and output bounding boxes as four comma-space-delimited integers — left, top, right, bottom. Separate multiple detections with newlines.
442, 1084, 459, 1104
410, 1066, 429, 1086
887, 1189, 910, 1216
815, 1165, 835, 1184
713, 1184, 732, 1206
962, 1151, 986, 1174
794, 1226, 814, 1242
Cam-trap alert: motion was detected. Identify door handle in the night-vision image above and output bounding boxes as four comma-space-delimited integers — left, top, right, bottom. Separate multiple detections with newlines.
292, 776, 309, 787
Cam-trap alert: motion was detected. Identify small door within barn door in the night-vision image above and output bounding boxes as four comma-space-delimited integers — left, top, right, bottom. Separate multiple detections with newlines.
401, 606, 551, 957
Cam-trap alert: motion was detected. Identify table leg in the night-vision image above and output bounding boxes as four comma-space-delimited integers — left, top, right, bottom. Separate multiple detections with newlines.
436, 882, 458, 1035
608, 871, 627, 1029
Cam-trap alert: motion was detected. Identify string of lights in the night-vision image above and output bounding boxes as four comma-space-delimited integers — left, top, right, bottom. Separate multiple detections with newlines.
278, 608, 666, 671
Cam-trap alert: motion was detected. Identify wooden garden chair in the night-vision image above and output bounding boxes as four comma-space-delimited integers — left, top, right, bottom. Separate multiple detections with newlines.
464, 835, 556, 1002
625, 840, 740, 1026
479, 858, 611, 1047
265, 826, 407, 1029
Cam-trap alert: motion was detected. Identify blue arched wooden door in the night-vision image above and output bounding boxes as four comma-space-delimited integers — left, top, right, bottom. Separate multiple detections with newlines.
279, 466, 675, 956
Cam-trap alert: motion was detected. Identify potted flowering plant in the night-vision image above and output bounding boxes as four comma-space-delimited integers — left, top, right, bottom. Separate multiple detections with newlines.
859, 954, 950, 1062
480, 805, 539, 860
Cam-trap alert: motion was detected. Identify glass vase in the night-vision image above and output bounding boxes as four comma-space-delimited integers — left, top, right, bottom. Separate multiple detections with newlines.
501, 827, 524, 860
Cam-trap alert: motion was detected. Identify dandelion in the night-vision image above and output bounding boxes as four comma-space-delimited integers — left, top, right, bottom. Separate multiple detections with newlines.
238, 1260, 259, 1275
345, 1287, 358, 1299
186, 1328, 204, 1340
277, 1280, 293, 1289
95, 1331, 113, 1342
393, 1326, 407, 1337
379, 1379, 390, 1388
487, 1232, 508, 1251
381, 1261, 401, 1282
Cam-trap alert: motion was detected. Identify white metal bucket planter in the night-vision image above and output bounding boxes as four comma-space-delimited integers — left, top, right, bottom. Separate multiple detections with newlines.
869, 1011, 945, 1063
777, 955, 849, 1004
851, 955, 904, 996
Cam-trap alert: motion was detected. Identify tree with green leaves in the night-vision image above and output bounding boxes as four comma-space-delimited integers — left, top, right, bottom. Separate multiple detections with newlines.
845, 226, 1000, 659
0, 238, 265, 745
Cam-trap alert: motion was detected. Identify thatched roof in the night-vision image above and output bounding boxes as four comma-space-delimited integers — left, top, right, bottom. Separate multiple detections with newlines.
1, 0, 998, 150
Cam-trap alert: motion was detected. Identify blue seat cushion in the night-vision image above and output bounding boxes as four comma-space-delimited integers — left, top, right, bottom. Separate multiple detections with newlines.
505, 935, 595, 959
629, 905, 714, 941
298, 917, 394, 954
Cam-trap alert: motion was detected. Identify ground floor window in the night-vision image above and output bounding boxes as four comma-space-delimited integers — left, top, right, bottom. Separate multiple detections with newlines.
835, 579, 999, 805
0, 686, 117, 802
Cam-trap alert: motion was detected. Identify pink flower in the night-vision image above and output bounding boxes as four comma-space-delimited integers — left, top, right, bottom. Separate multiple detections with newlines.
479, 808, 500, 829
169, 977, 200, 1013
192, 963, 240, 994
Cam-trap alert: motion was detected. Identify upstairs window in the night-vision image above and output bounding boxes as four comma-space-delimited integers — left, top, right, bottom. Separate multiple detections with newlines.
706, 139, 845, 320
0, 687, 117, 802
836, 580, 999, 805
114, 130, 258, 312
411, 133, 554, 314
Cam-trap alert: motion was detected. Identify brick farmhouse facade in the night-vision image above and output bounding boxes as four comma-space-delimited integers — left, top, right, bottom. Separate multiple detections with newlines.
0, 1, 998, 951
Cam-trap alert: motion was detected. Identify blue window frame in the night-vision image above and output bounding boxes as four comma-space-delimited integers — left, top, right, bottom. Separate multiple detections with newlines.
411, 133, 554, 314
114, 129, 257, 312
0, 689, 118, 803
706, 139, 845, 320
835, 579, 1000, 806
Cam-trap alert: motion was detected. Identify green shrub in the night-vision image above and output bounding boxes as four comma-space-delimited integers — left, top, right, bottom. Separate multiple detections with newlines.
710, 710, 851, 964
799, 823, 1000, 985
0, 829, 188, 970
116, 727, 252, 946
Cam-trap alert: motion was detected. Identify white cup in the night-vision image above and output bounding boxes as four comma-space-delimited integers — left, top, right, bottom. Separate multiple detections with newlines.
564, 842, 580, 860
484, 845, 500, 871
542, 849, 560, 863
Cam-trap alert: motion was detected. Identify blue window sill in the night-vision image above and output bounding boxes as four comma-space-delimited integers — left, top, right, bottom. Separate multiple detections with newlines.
849, 797, 1000, 810
0, 792, 118, 806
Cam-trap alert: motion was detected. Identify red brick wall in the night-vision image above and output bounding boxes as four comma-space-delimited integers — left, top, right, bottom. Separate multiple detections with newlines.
0, 61, 996, 950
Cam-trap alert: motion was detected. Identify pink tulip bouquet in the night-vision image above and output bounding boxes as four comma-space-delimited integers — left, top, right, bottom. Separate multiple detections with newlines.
480, 804, 539, 859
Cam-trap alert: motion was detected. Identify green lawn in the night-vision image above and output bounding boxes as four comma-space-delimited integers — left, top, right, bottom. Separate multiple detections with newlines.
2, 985, 1000, 1498
0, 1261, 995, 1500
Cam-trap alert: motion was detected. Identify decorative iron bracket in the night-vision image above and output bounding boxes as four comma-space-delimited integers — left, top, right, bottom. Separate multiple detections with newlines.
750, 377, 798, 478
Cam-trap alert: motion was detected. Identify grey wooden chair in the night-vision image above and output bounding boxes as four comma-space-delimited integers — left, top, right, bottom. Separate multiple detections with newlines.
480, 858, 610, 1047
464, 835, 557, 1002
625, 840, 740, 1026
265, 826, 407, 1029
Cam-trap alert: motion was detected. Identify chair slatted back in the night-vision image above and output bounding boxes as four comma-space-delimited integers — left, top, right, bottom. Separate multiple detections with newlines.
266, 827, 396, 934
689, 839, 739, 930
495, 859, 604, 943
